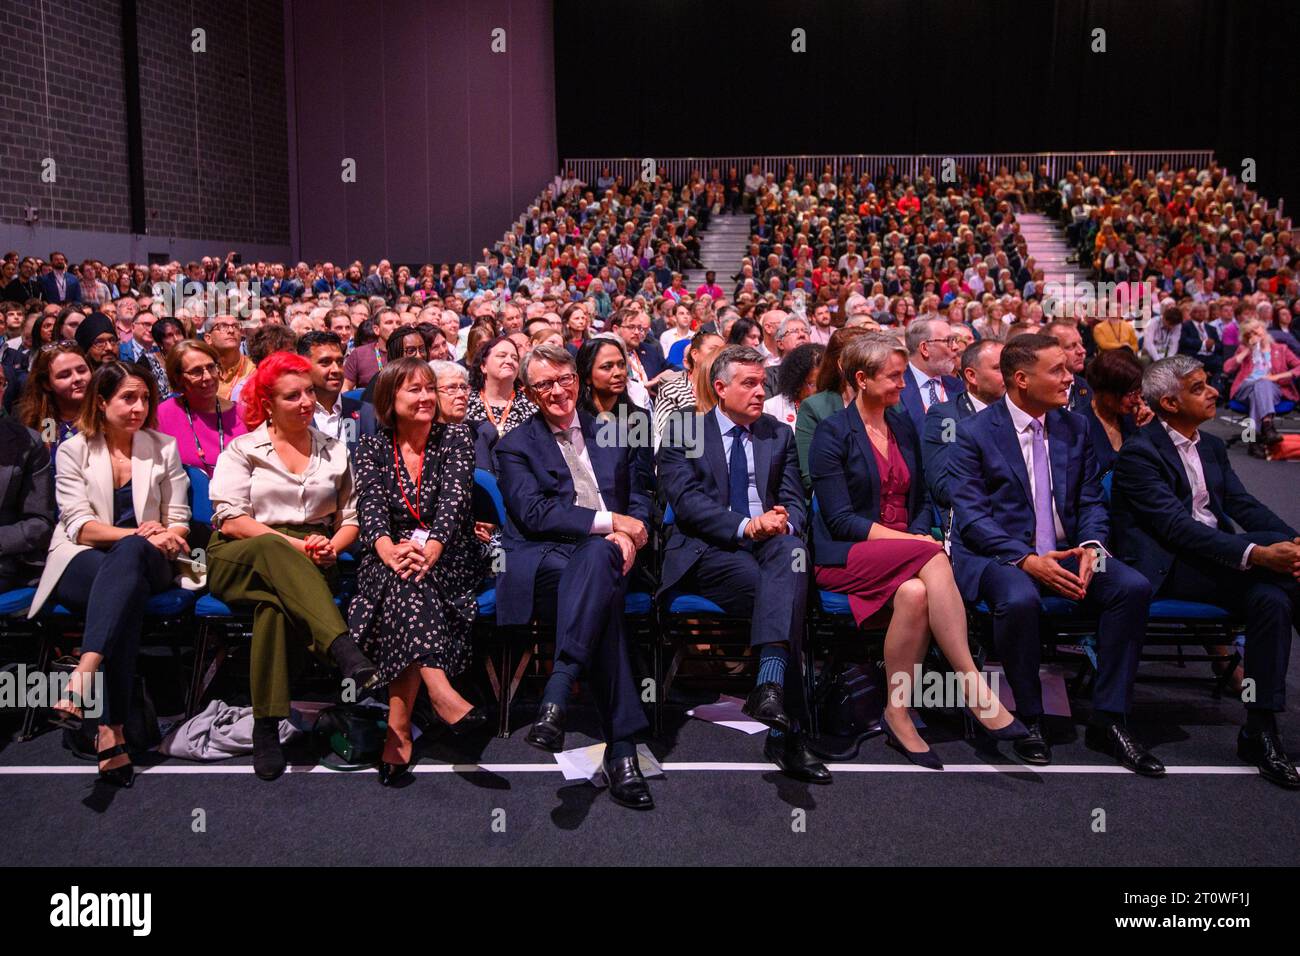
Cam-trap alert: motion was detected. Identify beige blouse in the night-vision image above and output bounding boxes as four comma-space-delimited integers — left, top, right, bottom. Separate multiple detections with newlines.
209, 422, 357, 531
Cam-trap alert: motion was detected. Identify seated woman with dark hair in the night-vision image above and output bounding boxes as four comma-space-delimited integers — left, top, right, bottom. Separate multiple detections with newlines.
0, 360, 53, 594
575, 335, 654, 488
764, 342, 824, 429
794, 326, 872, 490
348, 358, 487, 786
32, 361, 191, 787
18, 341, 91, 469
464, 335, 537, 438
1085, 346, 1152, 475
809, 335, 1025, 769
206, 351, 377, 781
725, 317, 763, 348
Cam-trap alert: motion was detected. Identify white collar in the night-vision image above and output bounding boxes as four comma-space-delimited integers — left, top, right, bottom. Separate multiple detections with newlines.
909, 361, 937, 386
1160, 419, 1200, 449
967, 393, 988, 413
1004, 394, 1046, 433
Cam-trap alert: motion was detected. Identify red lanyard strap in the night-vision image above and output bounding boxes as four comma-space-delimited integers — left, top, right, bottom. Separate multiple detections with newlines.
392, 435, 426, 528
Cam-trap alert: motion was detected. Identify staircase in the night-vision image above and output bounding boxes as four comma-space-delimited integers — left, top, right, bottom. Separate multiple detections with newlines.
1018, 212, 1092, 311
683, 212, 751, 292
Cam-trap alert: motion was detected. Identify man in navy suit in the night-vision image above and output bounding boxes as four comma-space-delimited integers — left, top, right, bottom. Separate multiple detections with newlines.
922, 339, 1005, 516
948, 334, 1158, 774
496, 344, 656, 809
1044, 319, 1093, 417
38, 252, 80, 304
608, 307, 673, 400
1112, 356, 1300, 788
1178, 302, 1224, 378
898, 316, 963, 430
658, 345, 829, 783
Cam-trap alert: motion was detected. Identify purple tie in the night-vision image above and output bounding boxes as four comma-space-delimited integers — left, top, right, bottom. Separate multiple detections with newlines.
1029, 420, 1055, 556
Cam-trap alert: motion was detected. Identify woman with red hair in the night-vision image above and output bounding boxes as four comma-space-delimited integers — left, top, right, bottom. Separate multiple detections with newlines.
206, 351, 377, 780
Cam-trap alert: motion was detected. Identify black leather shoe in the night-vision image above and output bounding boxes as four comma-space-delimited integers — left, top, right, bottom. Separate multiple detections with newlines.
1238, 728, 1300, 790
879, 715, 943, 770
443, 705, 490, 737
742, 682, 791, 733
1012, 717, 1052, 765
329, 635, 379, 691
252, 717, 287, 781
378, 761, 413, 787
96, 743, 134, 789
1085, 723, 1165, 777
764, 732, 832, 783
602, 755, 654, 809
524, 703, 565, 753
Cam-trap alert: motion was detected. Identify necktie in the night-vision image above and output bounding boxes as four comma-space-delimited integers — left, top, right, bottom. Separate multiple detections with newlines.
1028, 420, 1055, 556
555, 427, 601, 510
925, 378, 940, 408
728, 424, 751, 517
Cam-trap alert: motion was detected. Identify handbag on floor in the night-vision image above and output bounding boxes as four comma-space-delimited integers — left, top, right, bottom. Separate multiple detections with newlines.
807, 662, 885, 761
312, 704, 386, 768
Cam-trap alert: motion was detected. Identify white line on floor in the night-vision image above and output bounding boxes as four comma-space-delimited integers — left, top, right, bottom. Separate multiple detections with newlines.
0, 762, 1265, 776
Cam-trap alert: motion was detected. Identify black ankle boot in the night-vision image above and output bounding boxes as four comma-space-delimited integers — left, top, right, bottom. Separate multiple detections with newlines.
329, 635, 378, 690
252, 717, 286, 781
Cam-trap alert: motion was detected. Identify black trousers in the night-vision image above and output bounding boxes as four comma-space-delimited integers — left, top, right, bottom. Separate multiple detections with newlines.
532, 537, 648, 743
1160, 541, 1297, 713
674, 533, 810, 722
53, 536, 173, 725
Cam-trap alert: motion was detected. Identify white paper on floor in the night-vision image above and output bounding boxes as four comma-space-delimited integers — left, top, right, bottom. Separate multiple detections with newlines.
553, 743, 664, 787
982, 664, 1072, 717
686, 694, 770, 735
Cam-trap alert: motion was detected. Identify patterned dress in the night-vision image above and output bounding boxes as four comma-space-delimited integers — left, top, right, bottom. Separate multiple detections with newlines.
464, 388, 537, 438
347, 424, 481, 684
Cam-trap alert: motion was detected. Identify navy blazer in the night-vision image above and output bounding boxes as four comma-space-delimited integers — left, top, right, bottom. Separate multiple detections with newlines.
1110, 421, 1295, 594
636, 340, 666, 382
657, 410, 806, 594
809, 404, 931, 567
495, 410, 652, 627
921, 391, 980, 510
898, 368, 963, 431
1067, 374, 1094, 418
947, 399, 1109, 601
38, 272, 80, 304
1177, 321, 1222, 359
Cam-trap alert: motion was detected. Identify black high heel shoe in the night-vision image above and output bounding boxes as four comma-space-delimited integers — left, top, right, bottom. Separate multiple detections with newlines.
966, 707, 1031, 741
441, 705, 489, 737
97, 743, 134, 788
879, 714, 943, 770
377, 760, 413, 787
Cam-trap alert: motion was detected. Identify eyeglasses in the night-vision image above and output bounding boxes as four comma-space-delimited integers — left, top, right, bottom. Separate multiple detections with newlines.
182, 362, 219, 380
925, 336, 961, 348
528, 372, 577, 393
400, 345, 428, 357
209, 322, 240, 334
437, 383, 470, 395
40, 339, 78, 353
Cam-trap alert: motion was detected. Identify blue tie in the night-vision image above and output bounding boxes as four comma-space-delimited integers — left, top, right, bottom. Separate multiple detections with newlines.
728, 424, 750, 517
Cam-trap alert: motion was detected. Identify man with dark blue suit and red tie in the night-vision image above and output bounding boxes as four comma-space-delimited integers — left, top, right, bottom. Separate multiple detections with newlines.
1112, 356, 1300, 789
899, 316, 963, 431
948, 334, 1158, 774
495, 344, 656, 809
657, 345, 830, 783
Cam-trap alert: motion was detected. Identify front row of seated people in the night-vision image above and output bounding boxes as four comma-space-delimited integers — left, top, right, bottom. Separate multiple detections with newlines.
6, 337, 1299, 802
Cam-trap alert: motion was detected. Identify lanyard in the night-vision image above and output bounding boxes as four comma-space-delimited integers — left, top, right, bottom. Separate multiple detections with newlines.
181, 396, 224, 474
374, 346, 385, 371
481, 391, 514, 435
392, 435, 426, 528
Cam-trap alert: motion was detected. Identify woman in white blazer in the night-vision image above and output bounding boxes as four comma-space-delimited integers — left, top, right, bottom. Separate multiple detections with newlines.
34, 361, 191, 787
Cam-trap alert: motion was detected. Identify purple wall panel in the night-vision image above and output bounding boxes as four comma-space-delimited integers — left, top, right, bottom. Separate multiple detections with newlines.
287, 0, 556, 266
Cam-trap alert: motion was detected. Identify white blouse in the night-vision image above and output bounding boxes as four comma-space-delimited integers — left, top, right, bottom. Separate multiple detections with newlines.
209, 422, 357, 531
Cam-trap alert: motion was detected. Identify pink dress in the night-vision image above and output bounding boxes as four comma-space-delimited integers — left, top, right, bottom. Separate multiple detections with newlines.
814, 433, 942, 625
156, 396, 248, 475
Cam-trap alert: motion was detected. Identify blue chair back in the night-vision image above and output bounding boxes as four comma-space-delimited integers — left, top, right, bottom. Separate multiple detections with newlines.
1099, 469, 1113, 504
667, 339, 689, 368
473, 468, 507, 526
186, 465, 213, 525
663, 503, 675, 526
343, 388, 365, 404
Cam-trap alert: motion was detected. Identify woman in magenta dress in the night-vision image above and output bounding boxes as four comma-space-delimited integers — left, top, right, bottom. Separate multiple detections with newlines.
155, 340, 248, 476
809, 333, 1026, 768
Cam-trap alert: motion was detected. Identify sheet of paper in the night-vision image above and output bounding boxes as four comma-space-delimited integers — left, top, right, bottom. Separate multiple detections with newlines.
554, 743, 664, 786
686, 694, 770, 735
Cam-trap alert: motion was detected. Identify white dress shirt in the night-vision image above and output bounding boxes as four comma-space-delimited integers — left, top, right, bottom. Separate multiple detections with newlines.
714, 406, 764, 540
1005, 396, 1067, 544
549, 412, 611, 534
909, 362, 948, 411
313, 398, 347, 443
967, 393, 988, 414
1160, 421, 1252, 569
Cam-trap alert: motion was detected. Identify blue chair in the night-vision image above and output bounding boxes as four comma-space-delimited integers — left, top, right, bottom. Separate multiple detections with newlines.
666, 338, 690, 369
1227, 398, 1295, 417
343, 388, 365, 404
0, 587, 43, 740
